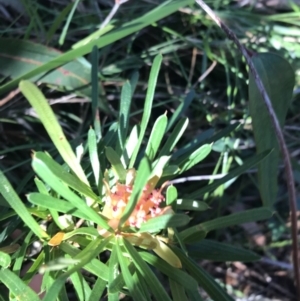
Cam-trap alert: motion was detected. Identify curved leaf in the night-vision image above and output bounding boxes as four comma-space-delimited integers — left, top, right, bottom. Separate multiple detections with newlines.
0, 269, 40, 301
139, 214, 190, 233
19, 81, 89, 187
249, 53, 295, 207
188, 239, 260, 262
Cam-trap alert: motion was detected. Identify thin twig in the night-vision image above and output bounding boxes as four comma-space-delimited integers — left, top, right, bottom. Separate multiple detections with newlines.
100, 0, 129, 29
194, 0, 300, 298
0, 87, 20, 107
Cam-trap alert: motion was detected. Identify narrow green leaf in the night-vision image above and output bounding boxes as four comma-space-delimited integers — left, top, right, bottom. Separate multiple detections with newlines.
0, 252, 11, 268
169, 278, 188, 301
176, 144, 212, 173
118, 81, 132, 151
59, 0, 80, 45
72, 25, 114, 49
139, 251, 197, 291
121, 124, 139, 168
129, 71, 139, 97
103, 122, 118, 147
63, 227, 99, 240
28, 193, 91, 221
87, 277, 106, 301
187, 150, 272, 199
70, 270, 91, 301
43, 237, 111, 301
171, 128, 214, 160
0, 269, 40, 301
188, 239, 260, 262
174, 248, 234, 301
115, 239, 146, 301
34, 177, 48, 194
88, 128, 101, 186
176, 199, 210, 211
167, 90, 194, 131
105, 147, 127, 183
186, 289, 204, 301
166, 185, 177, 206
139, 214, 190, 233
162, 165, 180, 177
0, 170, 48, 239
60, 242, 109, 281
22, 251, 45, 283
119, 157, 151, 227
159, 117, 189, 157
152, 155, 171, 176
46, 3, 73, 43
172, 123, 239, 160
91, 46, 103, 137
179, 207, 273, 243
19, 81, 88, 185
123, 238, 172, 301
39, 258, 80, 273
133, 270, 152, 301
129, 54, 163, 167
109, 262, 135, 294
249, 53, 295, 207
13, 231, 33, 275
108, 244, 119, 301
145, 114, 168, 161
34, 152, 98, 200
32, 156, 111, 231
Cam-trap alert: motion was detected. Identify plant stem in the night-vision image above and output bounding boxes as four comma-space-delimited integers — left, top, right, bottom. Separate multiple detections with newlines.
194, 0, 300, 299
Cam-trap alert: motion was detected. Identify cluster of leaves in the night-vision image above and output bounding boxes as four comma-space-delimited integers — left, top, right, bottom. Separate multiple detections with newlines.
3, 52, 292, 300
0, 0, 298, 300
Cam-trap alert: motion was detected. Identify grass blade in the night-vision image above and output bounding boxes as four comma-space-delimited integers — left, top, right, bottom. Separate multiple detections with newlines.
167, 90, 195, 131
115, 239, 146, 301
188, 239, 260, 262
88, 128, 101, 186
129, 54, 162, 167
179, 207, 273, 243
123, 238, 172, 301
87, 277, 106, 301
159, 117, 189, 157
32, 154, 110, 231
105, 147, 127, 183
108, 243, 120, 301
19, 81, 88, 186
174, 247, 234, 301
43, 237, 111, 301
34, 152, 98, 200
145, 114, 168, 161
187, 150, 272, 199
139, 214, 190, 233
139, 251, 197, 291
0, 170, 48, 239
169, 278, 188, 301
59, 0, 81, 45
118, 81, 132, 152
0, 269, 40, 301
60, 242, 109, 281
176, 144, 212, 173
28, 193, 90, 221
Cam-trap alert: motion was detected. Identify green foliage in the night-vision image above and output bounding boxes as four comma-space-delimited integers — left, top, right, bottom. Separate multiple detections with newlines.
0, 53, 276, 301
0, 1, 297, 300
249, 53, 295, 207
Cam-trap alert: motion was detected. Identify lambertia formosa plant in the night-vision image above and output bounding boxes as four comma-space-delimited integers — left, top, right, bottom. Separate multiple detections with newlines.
0, 54, 273, 301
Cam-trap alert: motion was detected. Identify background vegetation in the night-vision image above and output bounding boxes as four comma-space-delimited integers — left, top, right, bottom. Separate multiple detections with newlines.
0, 0, 300, 300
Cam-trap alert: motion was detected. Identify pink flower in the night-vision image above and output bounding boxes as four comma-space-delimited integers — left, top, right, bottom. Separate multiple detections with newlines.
102, 180, 167, 229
